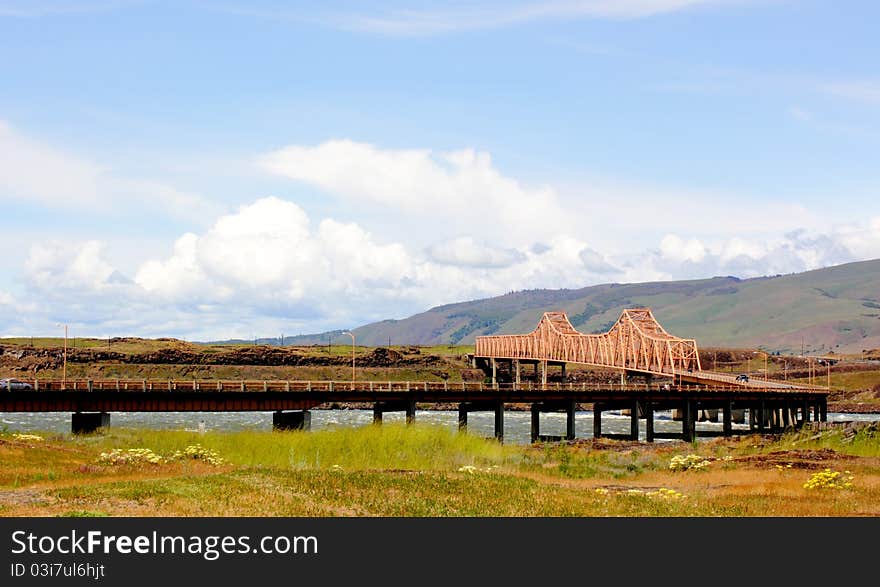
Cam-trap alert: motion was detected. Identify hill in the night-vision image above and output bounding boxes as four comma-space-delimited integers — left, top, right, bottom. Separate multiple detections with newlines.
283, 259, 880, 354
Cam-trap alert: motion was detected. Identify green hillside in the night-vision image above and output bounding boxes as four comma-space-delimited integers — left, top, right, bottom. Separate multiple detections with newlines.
325, 259, 880, 354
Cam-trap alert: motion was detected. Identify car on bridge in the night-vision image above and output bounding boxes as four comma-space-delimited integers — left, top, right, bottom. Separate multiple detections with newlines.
0, 378, 33, 391
735, 374, 750, 383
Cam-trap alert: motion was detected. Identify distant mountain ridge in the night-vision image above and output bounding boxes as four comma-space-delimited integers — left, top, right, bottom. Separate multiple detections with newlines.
216, 259, 880, 354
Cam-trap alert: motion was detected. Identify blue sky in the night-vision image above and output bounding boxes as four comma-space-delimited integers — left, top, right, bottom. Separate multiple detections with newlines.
1, 0, 879, 340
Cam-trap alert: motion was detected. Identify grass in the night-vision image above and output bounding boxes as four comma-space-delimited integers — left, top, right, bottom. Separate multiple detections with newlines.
791, 369, 880, 392
1, 423, 879, 517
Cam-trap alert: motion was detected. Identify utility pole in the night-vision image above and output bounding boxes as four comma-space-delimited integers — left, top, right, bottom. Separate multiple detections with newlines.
344, 331, 355, 382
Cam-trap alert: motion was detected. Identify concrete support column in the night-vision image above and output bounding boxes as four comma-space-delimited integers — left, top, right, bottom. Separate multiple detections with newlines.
458, 404, 468, 432
757, 401, 766, 433
802, 400, 810, 423
593, 403, 602, 439
566, 400, 576, 441
682, 401, 696, 442
782, 403, 791, 429
749, 408, 757, 431
490, 358, 497, 386
273, 410, 311, 431
723, 402, 732, 436
514, 359, 521, 386
72, 412, 110, 434
630, 399, 639, 440
373, 404, 383, 424
560, 363, 567, 384
406, 401, 416, 425
644, 401, 654, 443
530, 404, 540, 443
820, 399, 827, 422
541, 361, 547, 386
494, 401, 505, 442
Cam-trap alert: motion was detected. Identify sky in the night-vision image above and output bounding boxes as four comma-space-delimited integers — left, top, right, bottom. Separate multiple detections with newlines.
1, 0, 879, 341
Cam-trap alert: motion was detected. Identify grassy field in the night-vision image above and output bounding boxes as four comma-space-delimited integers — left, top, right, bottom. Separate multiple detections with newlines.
0, 337, 474, 359
1, 424, 878, 517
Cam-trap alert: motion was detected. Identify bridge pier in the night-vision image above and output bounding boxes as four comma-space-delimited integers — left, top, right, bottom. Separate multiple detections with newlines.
630, 399, 639, 440
373, 401, 416, 425
72, 412, 110, 434
491, 358, 497, 386
541, 361, 547, 386
682, 401, 696, 442
723, 402, 732, 436
457, 401, 505, 441
560, 363, 566, 384
273, 410, 311, 431
593, 403, 602, 439
529, 401, 577, 443
514, 359, 521, 385
644, 401, 654, 442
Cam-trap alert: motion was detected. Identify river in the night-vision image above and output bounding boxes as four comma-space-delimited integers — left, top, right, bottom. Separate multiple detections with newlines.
3, 410, 879, 445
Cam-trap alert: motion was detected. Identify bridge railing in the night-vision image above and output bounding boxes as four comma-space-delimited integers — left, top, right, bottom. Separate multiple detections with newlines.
2, 378, 828, 395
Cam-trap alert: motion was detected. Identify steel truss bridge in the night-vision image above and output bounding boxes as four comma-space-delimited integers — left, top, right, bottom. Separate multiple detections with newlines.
474, 308, 822, 390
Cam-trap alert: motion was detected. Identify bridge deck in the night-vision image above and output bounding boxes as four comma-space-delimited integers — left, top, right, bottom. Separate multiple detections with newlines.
1, 379, 829, 441
0, 378, 828, 412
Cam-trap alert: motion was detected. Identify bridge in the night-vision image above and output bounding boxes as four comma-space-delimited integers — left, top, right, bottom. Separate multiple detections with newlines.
1, 377, 828, 442
0, 308, 829, 441
473, 308, 818, 390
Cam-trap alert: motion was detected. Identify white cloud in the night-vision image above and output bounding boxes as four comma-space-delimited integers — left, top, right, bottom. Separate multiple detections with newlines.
259, 139, 567, 246
5, 198, 880, 340
0, 120, 222, 223
0, 1, 133, 18
0, 120, 103, 207
789, 106, 813, 121
579, 247, 621, 274
135, 197, 424, 320
823, 81, 880, 104
24, 240, 118, 290
660, 234, 707, 263
337, 0, 732, 36
428, 237, 525, 268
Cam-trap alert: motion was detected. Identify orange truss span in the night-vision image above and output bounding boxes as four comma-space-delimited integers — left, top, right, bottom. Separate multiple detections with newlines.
474, 308, 701, 377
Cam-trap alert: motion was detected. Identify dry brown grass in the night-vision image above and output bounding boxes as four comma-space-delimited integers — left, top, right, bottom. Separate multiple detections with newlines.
1, 427, 878, 517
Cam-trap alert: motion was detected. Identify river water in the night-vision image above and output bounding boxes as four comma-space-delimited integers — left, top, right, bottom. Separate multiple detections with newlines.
3, 410, 879, 445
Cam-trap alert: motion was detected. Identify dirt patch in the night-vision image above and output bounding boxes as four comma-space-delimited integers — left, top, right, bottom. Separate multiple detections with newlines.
0, 488, 55, 508
733, 448, 855, 469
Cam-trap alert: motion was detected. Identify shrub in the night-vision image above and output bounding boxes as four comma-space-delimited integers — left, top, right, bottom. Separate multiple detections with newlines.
170, 444, 225, 466
803, 468, 854, 490
98, 448, 165, 466
669, 454, 711, 472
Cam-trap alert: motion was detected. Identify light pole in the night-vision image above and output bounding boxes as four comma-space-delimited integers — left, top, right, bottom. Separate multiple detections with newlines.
343, 331, 355, 383
56, 323, 68, 388
753, 350, 768, 382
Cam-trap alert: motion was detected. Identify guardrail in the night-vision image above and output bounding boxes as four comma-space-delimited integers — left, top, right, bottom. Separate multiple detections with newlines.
2, 378, 829, 395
